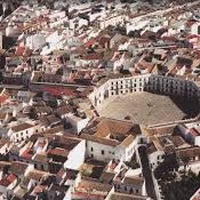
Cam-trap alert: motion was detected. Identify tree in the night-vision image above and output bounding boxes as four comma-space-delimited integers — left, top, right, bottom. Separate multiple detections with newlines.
181, 156, 190, 178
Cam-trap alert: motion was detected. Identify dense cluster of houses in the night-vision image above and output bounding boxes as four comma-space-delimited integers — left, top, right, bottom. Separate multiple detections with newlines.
0, 0, 200, 199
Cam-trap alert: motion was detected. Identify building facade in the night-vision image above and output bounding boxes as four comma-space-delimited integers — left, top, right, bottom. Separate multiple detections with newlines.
89, 74, 199, 108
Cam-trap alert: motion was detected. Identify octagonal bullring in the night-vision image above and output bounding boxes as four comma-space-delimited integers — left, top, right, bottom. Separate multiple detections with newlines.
89, 74, 200, 126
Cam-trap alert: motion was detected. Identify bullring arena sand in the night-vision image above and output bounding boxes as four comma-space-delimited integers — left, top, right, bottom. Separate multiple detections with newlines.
97, 92, 186, 126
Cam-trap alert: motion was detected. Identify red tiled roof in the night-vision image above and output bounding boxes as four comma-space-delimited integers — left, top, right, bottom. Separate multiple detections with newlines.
32, 185, 47, 195
83, 53, 103, 60
7, 174, 17, 182
21, 148, 33, 160
0, 179, 10, 187
161, 36, 178, 42
85, 39, 97, 48
98, 36, 111, 46
44, 86, 79, 97
189, 128, 200, 137
11, 123, 33, 132
15, 46, 26, 56
0, 95, 8, 104
73, 191, 105, 200
0, 174, 17, 187
48, 148, 69, 157
185, 20, 197, 28
187, 34, 200, 40
110, 162, 117, 170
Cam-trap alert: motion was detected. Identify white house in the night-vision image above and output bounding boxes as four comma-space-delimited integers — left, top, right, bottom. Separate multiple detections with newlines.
26, 33, 46, 50
40, 31, 63, 55
81, 118, 140, 162
7, 123, 39, 143
0, 173, 18, 197
97, 14, 126, 30
65, 113, 90, 134
67, 36, 84, 48
148, 145, 165, 170
191, 22, 200, 35
5, 23, 21, 38
64, 138, 86, 170
126, 19, 150, 35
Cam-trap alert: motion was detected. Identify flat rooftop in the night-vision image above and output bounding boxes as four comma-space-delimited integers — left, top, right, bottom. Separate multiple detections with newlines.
97, 92, 187, 126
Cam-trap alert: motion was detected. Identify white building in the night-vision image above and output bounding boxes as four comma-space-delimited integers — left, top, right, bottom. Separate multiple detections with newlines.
148, 147, 165, 170
64, 139, 86, 170
126, 19, 150, 35
191, 22, 200, 35
97, 14, 126, 30
89, 74, 198, 107
26, 33, 46, 50
65, 113, 90, 134
5, 24, 21, 38
81, 118, 140, 162
67, 36, 84, 47
7, 123, 39, 143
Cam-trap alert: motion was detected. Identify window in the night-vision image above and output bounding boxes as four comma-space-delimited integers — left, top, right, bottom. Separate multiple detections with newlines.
198, 25, 200, 34
91, 147, 93, 152
129, 188, 133, 194
101, 150, 104, 155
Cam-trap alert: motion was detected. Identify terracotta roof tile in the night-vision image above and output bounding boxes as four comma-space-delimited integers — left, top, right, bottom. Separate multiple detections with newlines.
76, 179, 112, 193
0, 95, 8, 104
48, 147, 69, 158
11, 123, 33, 132
83, 53, 103, 60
